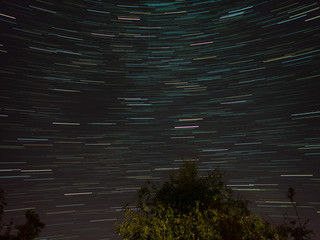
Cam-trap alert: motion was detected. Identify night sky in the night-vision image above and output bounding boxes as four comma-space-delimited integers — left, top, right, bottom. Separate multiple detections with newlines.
1, 0, 320, 239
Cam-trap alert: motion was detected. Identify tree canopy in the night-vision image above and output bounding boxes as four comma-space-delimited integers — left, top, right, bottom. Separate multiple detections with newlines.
116, 161, 276, 240
116, 161, 313, 240
138, 161, 249, 216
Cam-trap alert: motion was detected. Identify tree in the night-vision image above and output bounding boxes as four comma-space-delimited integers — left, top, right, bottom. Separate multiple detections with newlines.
116, 161, 276, 240
275, 188, 313, 240
117, 201, 275, 240
0, 187, 45, 240
138, 161, 249, 216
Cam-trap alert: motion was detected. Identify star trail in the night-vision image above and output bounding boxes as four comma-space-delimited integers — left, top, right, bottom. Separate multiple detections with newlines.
1, 0, 320, 239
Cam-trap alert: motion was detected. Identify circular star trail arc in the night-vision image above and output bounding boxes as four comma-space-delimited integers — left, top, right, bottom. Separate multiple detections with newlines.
1, 0, 320, 239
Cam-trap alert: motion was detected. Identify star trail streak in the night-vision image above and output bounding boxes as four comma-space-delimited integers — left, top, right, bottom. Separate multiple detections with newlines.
1, 0, 320, 239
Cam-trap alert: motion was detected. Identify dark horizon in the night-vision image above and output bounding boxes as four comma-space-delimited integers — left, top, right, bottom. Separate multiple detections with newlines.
1, 0, 319, 239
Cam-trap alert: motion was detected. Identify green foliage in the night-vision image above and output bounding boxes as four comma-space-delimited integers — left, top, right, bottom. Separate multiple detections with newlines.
116, 162, 314, 240
116, 161, 276, 240
0, 188, 45, 240
117, 201, 275, 240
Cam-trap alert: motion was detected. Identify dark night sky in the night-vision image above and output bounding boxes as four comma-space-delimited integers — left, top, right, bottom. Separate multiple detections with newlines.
1, 0, 320, 239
